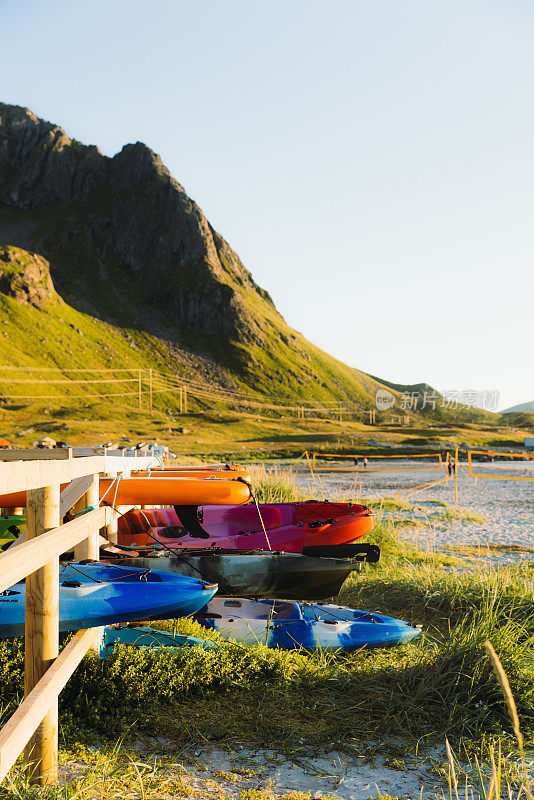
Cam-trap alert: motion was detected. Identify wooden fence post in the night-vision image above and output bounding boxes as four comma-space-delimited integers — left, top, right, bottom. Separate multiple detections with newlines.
104, 506, 118, 544
72, 475, 99, 561
138, 370, 142, 411
24, 484, 60, 784
72, 474, 100, 655
183, 386, 188, 414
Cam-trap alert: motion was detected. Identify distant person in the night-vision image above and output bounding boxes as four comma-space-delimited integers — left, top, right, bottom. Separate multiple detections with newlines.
353, 457, 358, 467
447, 459, 454, 477
363, 457, 368, 469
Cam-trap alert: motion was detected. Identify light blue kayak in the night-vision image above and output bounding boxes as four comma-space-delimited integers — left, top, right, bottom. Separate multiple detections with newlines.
194, 597, 422, 651
99, 624, 217, 658
0, 562, 218, 638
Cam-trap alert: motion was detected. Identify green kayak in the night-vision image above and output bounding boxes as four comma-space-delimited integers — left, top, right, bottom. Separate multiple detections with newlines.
0, 516, 25, 552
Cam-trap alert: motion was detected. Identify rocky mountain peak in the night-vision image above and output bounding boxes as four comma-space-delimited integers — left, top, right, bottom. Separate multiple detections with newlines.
0, 101, 275, 345
114, 141, 170, 178
0, 245, 54, 308
0, 102, 106, 208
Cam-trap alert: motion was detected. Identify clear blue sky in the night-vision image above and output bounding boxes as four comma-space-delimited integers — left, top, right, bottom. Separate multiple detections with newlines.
1, 0, 532, 410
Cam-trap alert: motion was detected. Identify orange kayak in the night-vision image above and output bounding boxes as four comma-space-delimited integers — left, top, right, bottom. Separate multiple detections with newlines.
131, 467, 252, 482
0, 477, 251, 508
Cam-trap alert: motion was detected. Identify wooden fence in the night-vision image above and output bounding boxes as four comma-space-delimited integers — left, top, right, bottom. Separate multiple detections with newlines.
0, 449, 157, 785
0, 366, 410, 424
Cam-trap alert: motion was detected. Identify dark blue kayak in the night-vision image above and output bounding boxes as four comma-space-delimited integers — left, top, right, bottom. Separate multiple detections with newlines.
99, 624, 217, 658
194, 597, 422, 651
0, 562, 218, 638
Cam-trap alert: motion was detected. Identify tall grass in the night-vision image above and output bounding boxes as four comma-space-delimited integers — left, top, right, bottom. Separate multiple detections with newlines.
441, 644, 533, 800
248, 465, 309, 503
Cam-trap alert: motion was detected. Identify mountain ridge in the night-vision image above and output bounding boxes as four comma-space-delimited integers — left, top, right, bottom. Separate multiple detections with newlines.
0, 102, 491, 423
501, 401, 534, 414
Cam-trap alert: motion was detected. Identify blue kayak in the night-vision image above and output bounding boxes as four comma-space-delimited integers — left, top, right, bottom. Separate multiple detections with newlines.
99, 624, 217, 658
194, 597, 422, 651
0, 562, 218, 638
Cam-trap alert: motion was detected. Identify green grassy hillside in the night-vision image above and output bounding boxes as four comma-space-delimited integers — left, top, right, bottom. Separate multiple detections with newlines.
0, 249, 526, 454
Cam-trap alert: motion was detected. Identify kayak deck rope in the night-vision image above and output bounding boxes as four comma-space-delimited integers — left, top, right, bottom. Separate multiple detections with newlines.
59, 561, 152, 583
301, 603, 378, 624
201, 499, 369, 538
252, 492, 272, 551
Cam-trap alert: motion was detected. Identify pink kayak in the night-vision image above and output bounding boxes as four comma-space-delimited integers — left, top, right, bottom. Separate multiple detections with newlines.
117, 501, 375, 554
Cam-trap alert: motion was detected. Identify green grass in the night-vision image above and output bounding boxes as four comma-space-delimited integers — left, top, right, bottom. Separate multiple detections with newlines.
434, 507, 487, 525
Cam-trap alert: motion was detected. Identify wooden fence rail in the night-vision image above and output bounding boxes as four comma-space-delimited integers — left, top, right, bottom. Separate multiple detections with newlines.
0, 450, 157, 786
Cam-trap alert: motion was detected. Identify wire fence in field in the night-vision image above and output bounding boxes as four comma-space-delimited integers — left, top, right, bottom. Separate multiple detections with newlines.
0, 366, 387, 421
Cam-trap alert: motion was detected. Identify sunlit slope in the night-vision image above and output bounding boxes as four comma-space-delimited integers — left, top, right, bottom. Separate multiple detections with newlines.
0, 284, 385, 410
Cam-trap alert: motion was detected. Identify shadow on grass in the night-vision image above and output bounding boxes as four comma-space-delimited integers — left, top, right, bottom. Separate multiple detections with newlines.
1, 599, 532, 753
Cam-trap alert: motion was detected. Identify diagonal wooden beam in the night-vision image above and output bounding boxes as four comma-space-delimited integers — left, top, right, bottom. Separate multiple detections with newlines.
59, 476, 94, 516
0, 508, 110, 594
0, 628, 99, 783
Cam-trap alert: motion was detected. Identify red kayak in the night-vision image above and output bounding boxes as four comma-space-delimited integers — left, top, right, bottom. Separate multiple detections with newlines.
117, 501, 375, 554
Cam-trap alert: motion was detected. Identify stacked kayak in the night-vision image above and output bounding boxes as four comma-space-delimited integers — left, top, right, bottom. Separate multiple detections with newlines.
116, 501, 375, 553
99, 624, 216, 658
0, 562, 218, 638
0, 516, 25, 552
0, 475, 252, 509
131, 464, 252, 482
0, 460, 415, 655
194, 597, 421, 651
103, 545, 379, 600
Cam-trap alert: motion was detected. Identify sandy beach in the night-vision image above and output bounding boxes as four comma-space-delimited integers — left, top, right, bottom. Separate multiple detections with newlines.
58, 742, 534, 800
290, 459, 534, 558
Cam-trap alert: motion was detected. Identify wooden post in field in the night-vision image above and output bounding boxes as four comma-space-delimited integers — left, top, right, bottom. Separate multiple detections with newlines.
179, 386, 183, 414
73, 475, 99, 561
455, 448, 460, 502
149, 369, 153, 415
183, 386, 188, 414
138, 370, 142, 411
24, 484, 60, 784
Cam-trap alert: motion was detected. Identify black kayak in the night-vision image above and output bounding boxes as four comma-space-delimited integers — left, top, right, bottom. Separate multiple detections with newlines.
101, 549, 367, 600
